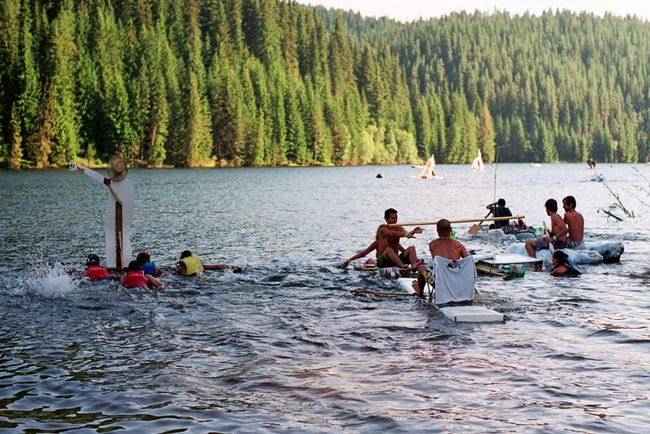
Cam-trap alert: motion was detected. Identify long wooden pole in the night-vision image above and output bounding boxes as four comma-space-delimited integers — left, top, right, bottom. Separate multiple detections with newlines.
350, 289, 416, 297
388, 215, 525, 227
115, 201, 123, 269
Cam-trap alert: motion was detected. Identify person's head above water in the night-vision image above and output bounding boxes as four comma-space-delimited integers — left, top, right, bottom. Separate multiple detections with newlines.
86, 254, 100, 266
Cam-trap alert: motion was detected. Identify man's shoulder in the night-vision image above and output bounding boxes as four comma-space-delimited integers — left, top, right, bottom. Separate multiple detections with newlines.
378, 225, 397, 234
455, 239, 468, 250
565, 211, 584, 220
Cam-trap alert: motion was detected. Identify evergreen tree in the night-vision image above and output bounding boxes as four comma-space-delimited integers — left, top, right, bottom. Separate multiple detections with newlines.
478, 103, 496, 162
592, 124, 614, 163
446, 91, 475, 163
414, 96, 432, 158
49, 0, 81, 165
95, 3, 137, 156
8, 104, 22, 169
16, 0, 41, 167
75, 3, 102, 162
139, 23, 168, 166
0, 0, 22, 161
284, 78, 308, 164
185, 70, 212, 166
617, 117, 638, 163
36, 81, 55, 168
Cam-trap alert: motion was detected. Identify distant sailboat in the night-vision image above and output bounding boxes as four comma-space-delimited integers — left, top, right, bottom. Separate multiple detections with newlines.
415, 155, 441, 179
471, 150, 485, 172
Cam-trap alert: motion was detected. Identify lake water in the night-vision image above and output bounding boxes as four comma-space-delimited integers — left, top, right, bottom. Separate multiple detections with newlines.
1, 163, 649, 432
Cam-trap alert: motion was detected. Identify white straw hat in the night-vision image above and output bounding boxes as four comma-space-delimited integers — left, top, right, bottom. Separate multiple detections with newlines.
107, 153, 128, 181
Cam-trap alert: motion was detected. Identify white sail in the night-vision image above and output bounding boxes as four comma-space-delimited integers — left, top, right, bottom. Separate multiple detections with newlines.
471, 150, 485, 172
416, 155, 437, 179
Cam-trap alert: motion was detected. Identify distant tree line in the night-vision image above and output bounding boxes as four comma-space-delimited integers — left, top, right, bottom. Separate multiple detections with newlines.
1, 0, 649, 168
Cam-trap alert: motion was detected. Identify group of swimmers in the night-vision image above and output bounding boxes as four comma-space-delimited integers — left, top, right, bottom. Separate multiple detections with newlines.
72, 250, 243, 290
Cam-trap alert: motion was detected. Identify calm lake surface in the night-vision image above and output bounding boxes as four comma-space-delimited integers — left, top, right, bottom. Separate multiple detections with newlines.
1, 163, 649, 432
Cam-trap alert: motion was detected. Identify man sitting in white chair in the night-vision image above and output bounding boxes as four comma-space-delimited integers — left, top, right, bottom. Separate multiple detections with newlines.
414, 218, 474, 303
430, 255, 476, 305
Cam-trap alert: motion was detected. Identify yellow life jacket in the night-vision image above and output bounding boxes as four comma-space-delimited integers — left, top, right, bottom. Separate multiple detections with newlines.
180, 254, 204, 275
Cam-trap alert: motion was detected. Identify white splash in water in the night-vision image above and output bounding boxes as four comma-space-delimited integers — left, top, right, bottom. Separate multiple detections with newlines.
24, 262, 80, 298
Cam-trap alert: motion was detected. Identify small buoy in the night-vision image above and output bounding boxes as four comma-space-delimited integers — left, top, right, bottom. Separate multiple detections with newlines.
376, 174, 383, 178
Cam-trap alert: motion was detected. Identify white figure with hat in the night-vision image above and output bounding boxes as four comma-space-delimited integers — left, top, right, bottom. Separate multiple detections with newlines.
68, 153, 135, 268
104, 153, 135, 268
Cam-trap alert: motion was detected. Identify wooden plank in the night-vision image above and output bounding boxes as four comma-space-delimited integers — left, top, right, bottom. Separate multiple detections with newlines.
350, 289, 415, 297
115, 201, 123, 270
475, 263, 507, 277
353, 264, 377, 271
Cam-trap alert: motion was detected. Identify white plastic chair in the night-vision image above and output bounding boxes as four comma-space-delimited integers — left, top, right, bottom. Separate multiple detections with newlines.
432, 256, 476, 305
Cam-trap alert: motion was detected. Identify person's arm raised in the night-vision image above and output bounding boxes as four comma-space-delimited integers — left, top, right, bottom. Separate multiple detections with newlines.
402, 226, 424, 239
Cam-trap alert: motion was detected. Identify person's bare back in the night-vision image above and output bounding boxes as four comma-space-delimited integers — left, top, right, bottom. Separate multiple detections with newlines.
562, 196, 584, 243
429, 237, 468, 261
413, 219, 468, 296
564, 211, 583, 242
549, 212, 567, 242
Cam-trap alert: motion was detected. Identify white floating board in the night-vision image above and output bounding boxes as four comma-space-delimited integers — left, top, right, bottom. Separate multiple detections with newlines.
439, 305, 504, 323
397, 278, 504, 323
397, 278, 417, 294
478, 253, 542, 266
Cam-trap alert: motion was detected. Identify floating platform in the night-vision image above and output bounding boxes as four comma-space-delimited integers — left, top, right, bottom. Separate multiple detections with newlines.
396, 278, 504, 323
439, 305, 505, 323
477, 253, 543, 267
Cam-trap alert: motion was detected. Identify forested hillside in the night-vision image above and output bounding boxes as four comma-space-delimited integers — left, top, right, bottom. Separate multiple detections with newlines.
1, 0, 649, 168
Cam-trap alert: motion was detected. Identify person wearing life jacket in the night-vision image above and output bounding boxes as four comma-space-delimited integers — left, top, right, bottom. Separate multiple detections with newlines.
75, 254, 112, 280
120, 260, 165, 290
177, 250, 205, 276
176, 250, 243, 275
136, 251, 168, 277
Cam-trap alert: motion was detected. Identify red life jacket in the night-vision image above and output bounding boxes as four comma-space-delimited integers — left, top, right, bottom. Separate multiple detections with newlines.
122, 270, 149, 289
86, 265, 111, 280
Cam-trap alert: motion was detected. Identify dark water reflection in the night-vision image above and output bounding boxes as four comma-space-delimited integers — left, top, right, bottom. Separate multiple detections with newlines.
1, 164, 649, 432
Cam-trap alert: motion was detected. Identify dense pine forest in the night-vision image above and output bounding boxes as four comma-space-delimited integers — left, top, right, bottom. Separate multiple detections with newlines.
1, 0, 650, 168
